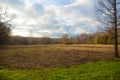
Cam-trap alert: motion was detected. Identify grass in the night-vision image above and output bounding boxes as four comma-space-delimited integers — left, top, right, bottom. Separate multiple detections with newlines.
0, 60, 120, 80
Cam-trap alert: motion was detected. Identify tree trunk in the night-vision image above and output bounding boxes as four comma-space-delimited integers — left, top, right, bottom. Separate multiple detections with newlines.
114, 0, 119, 58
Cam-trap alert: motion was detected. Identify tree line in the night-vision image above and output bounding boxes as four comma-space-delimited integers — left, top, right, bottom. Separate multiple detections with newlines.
8, 30, 120, 45
62, 31, 120, 45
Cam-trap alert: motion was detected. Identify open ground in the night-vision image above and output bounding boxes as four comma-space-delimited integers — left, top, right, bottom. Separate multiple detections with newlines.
0, 44, 119, 69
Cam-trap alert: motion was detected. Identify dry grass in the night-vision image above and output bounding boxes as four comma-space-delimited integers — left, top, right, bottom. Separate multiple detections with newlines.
0, 44, 119, 69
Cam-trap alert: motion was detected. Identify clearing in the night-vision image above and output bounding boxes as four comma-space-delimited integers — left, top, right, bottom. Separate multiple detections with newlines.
0, 44, 120, 80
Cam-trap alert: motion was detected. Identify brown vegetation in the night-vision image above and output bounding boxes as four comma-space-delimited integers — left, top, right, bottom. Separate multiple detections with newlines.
0, 44, 119, 69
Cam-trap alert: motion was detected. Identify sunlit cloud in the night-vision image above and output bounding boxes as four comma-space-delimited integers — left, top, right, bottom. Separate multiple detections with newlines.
0, 0, 99, 37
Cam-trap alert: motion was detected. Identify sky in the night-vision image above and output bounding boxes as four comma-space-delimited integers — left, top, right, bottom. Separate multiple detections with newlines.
0, 0, 99, 38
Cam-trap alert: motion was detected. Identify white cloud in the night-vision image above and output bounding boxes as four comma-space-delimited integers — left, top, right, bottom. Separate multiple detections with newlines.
1, 0, 99, 37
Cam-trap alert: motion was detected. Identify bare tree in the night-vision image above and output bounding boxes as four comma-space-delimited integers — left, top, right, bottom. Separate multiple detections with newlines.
61, 34, 70, 44
96, 0, 120, 58
0, 7, 12, 47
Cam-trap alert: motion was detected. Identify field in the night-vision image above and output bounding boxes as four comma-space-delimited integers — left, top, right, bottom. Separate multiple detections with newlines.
0, 44, 120, 80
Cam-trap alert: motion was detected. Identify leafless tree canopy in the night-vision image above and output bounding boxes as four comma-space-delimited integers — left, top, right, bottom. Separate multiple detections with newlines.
96, 0, 120, 29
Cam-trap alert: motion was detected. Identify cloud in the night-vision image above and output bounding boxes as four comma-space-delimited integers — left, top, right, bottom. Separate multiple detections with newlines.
0, 0, 99, 37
